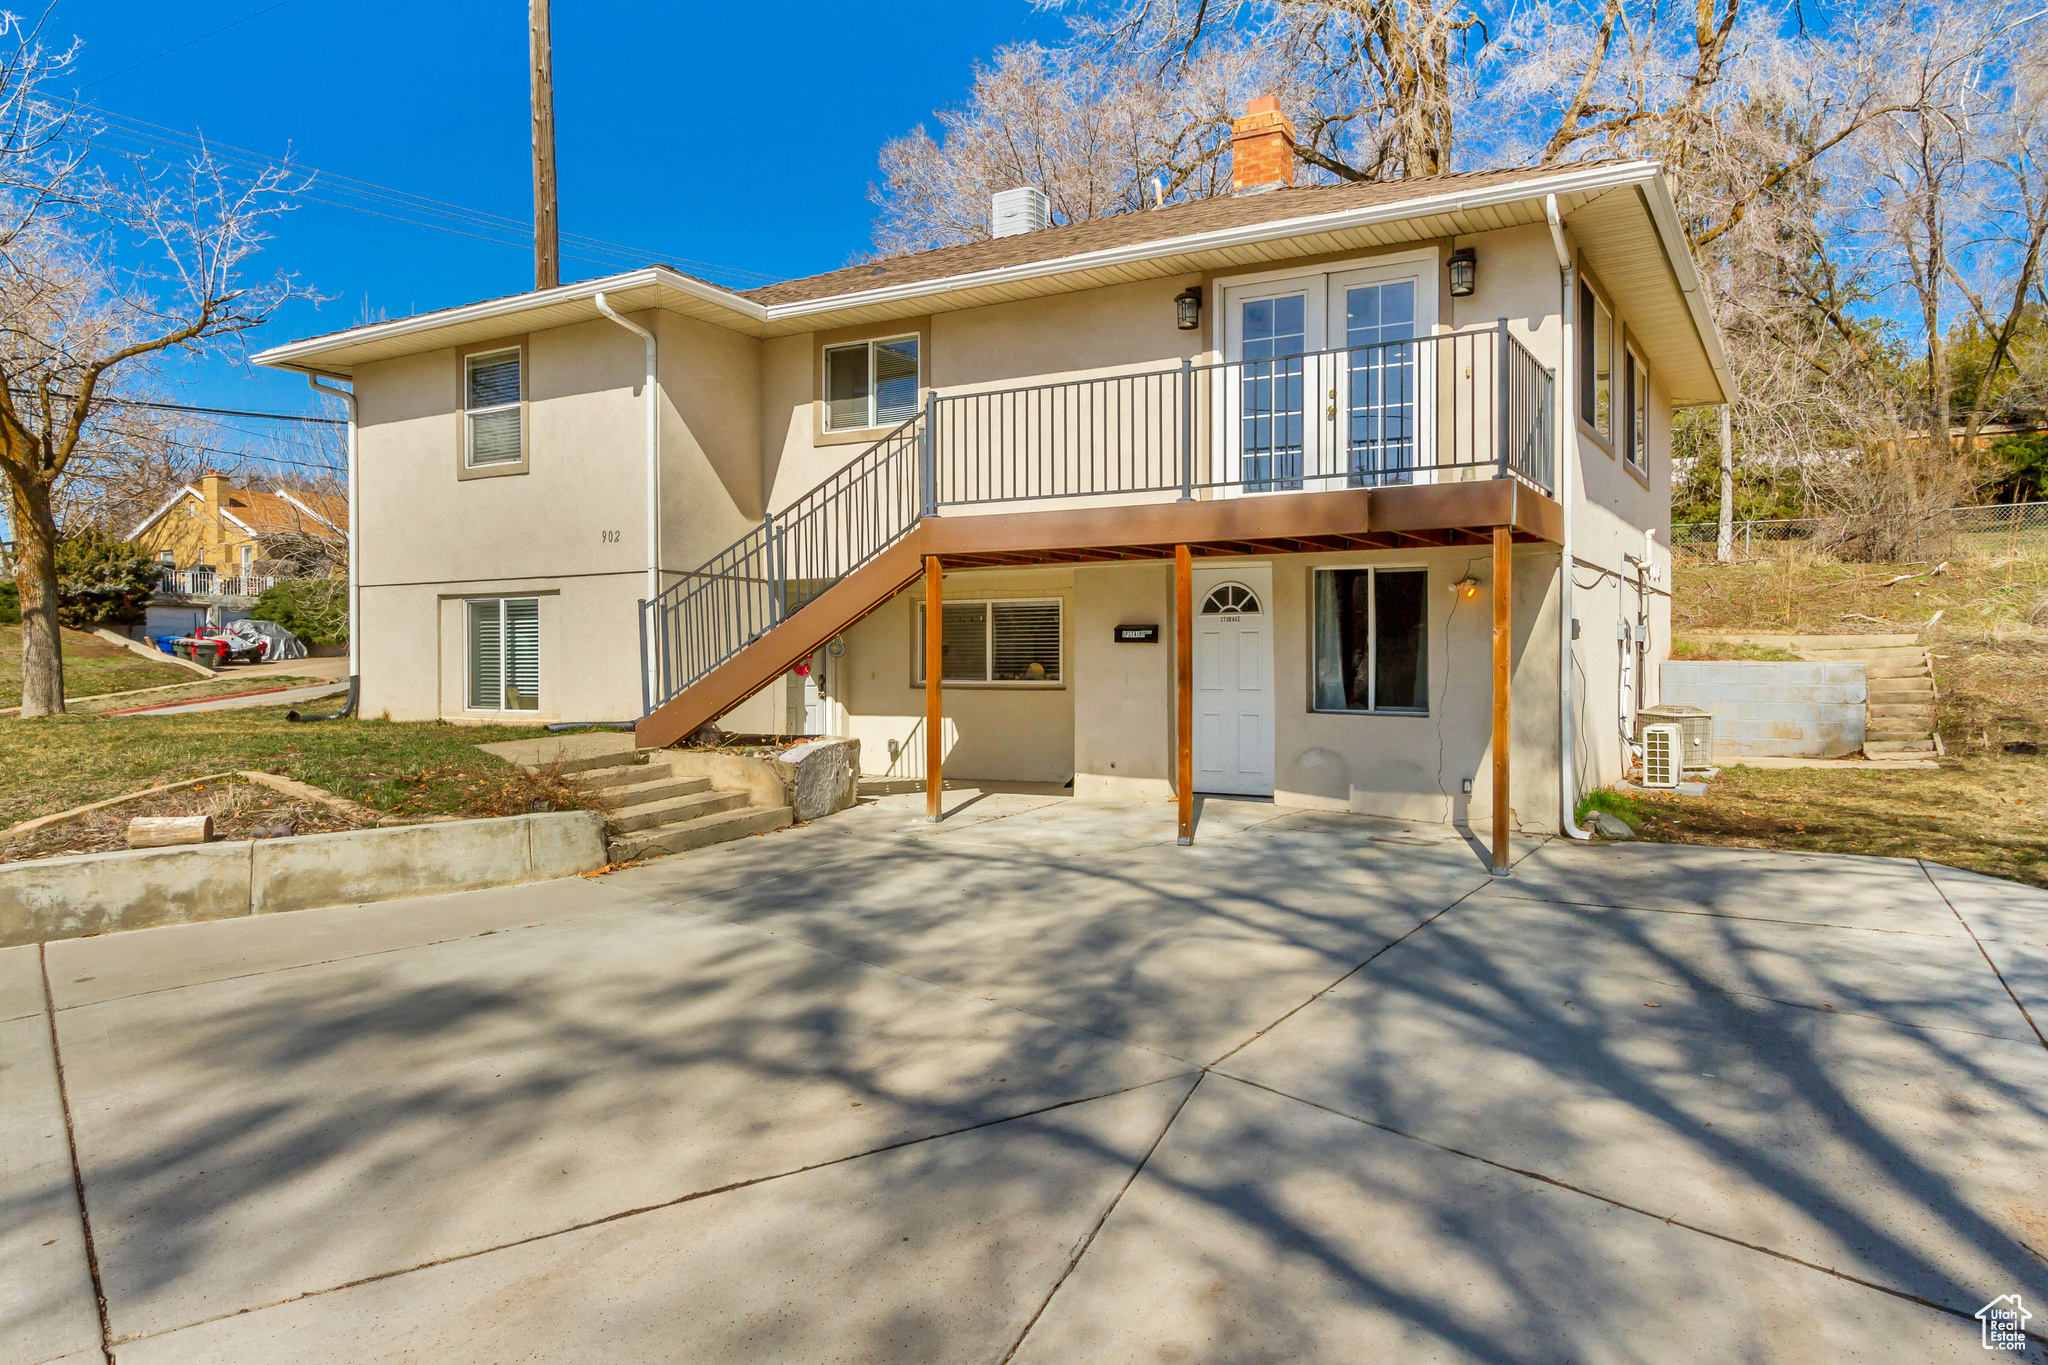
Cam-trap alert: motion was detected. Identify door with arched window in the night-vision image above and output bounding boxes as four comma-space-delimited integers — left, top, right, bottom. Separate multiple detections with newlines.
1190, 564, 1274, 796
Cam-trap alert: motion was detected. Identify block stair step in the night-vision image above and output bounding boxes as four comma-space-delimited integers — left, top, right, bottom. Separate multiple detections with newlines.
1866, 739, 1937, 756
607, 788, 750, 834
1808, 647, 1931, 663
570, 759, 675, 790
1867, 728, 1935, 742
1867, 703, 1936, 719
1868, 678, 1935, 695
587, 773, 713, 807
608, 805, 793, 861
519, 747, 648, 778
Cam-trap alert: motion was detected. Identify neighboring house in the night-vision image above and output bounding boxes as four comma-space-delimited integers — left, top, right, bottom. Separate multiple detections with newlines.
125, 471, 349, 639
254, 97, 1729, 850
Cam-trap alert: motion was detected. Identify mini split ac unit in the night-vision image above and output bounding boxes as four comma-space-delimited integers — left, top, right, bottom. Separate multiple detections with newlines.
1641, 723, 1683, 790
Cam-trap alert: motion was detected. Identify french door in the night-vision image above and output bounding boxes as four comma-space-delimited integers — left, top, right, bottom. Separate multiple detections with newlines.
1219, 258, 1435, 495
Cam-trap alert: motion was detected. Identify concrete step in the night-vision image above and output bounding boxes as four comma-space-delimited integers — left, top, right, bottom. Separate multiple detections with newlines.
521, 747, 647, 778
1863, 664, 1932, 679
1806, 646, 1929, 663
608, 805, 793, 861
1867, 729, 1935, 743
570, 759, 673, 790
1866, 739, 1938, 756
607, 788, 750, 834
589, 773, 713, 807
1868, 678, 1935, 696
1867, 702, 1937, 719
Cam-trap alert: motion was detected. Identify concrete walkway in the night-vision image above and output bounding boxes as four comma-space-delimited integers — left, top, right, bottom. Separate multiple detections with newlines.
4, 793, 2043, 1363
117, 682, 348, 716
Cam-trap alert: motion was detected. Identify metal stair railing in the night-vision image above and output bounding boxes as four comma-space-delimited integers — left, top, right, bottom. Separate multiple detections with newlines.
641, 413, 926, 715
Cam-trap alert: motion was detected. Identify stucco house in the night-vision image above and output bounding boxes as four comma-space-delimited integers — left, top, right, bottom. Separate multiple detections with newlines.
253, 97, 1727, 864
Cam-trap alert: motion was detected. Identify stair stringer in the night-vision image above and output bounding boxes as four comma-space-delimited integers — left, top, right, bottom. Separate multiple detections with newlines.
636, 529, 929, 750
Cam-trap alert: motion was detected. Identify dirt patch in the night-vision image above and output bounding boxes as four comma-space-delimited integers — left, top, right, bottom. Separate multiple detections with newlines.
1, 776, 365, 864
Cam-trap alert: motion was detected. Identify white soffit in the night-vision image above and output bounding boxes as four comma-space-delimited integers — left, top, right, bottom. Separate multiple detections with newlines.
1566, 184, 1730, 406
254, 161, 1726, 398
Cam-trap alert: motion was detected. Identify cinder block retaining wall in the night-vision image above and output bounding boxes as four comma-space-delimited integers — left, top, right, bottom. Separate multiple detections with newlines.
1660, 662, 1869, 758
0, 811, 606, 948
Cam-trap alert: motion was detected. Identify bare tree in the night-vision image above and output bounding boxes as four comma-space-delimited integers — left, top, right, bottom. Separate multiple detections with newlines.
0, 29, 306, 716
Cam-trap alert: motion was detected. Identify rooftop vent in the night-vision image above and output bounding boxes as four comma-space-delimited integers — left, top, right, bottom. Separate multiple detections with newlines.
991, 186, 1050, 239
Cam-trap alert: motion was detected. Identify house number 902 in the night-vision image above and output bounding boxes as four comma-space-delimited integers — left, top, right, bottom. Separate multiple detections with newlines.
600, 530, 620, 543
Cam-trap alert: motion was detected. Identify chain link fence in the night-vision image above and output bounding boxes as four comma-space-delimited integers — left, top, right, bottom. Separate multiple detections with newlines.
1673, 501, 2048, 561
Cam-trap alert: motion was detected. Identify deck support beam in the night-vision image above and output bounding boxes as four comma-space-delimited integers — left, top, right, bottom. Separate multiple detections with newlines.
925, 554, 943, 822
1175, 544, 1194, 845
1491, 525, 1512, 875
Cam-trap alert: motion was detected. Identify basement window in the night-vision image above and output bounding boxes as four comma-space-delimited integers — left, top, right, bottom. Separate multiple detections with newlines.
914, 598, 1062, 685
824, 335, 920, 432
467, 597, 540, 711
1312, 568, 1427, 714
465, 348, 523, 466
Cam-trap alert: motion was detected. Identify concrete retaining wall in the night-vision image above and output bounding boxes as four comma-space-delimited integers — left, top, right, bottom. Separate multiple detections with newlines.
0, 811, 606, 948
1660, 661, 1868, 758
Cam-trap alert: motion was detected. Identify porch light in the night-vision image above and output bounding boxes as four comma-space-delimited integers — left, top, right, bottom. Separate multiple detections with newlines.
1453, 575, 1481, 600
1447, 247, 1477, 298
1174, 286, 1203, 330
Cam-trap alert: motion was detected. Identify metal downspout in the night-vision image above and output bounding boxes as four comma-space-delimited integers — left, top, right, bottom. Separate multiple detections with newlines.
594, 293, 659, 603
292, 372, 359, 722
1547, 195, 1591, 842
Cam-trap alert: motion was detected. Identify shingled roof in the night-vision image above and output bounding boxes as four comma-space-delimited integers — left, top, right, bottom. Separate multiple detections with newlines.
740, 167, 1569, 308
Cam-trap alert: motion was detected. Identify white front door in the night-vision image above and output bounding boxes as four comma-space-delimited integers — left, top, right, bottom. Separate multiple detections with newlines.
1191, 563, 1275, 796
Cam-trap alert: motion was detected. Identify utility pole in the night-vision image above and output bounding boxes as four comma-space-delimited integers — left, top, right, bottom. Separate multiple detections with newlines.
530, 0, 559, 290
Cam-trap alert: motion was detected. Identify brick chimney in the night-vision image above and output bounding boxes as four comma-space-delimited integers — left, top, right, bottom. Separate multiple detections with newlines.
1231, 95, 1296, 195
199, 470, 228, 513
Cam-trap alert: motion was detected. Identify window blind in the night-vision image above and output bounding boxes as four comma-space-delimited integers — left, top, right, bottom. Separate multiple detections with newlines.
917, 599, 1060, 683
991, 600, 1060, 681
874, 338, 920, 423
467, 600, 502, 710
467, 597, 540, 711
466, 350, 522, 465
504, 598, 540, 710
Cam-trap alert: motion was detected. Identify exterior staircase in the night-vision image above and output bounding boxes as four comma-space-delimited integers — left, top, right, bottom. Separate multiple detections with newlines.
559, 748, 791, 862
1794, 635, 1941, 759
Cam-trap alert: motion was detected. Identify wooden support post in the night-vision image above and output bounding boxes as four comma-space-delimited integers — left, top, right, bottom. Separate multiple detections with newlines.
1491, 526, 1512, 875
925, 555, 943, 822
1175, 544, 1194, 845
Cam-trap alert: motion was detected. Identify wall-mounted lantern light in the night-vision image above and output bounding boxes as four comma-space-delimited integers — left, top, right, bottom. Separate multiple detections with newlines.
1174, 285, 1204, 330
1447, 247, 1477, 298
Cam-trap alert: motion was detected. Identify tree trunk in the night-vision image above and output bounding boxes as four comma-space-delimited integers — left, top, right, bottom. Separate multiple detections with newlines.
12, 480, 65, 716
1716, 404, 1735, 563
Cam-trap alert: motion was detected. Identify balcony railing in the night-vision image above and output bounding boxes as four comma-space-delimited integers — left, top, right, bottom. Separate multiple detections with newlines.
642, 321, 1554, 714
159, 569, 277, 598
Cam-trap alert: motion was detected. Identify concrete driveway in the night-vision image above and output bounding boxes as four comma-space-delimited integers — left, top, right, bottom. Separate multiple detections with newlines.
5, 789, 2044, 1363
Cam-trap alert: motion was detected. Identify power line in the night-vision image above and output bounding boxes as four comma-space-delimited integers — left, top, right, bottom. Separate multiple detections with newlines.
58, 98, 780, 287
107, 397, 345, 426
83, 0, 307, 89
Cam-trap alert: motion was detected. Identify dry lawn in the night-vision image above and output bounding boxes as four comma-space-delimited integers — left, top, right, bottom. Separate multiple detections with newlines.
1646, 547, 2048, 884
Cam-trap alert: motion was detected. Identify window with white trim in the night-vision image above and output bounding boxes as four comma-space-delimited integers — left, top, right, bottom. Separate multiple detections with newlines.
465, 348, 523, 466
1623, 346, 1650, 472
824, 335, 920, 431
914, 598, 1062, 684
1312, 567, 1428, 713
467, 597, 540, 711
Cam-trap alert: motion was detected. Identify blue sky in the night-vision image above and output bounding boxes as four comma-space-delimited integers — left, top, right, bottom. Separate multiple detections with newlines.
61, 0, 1067, 426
